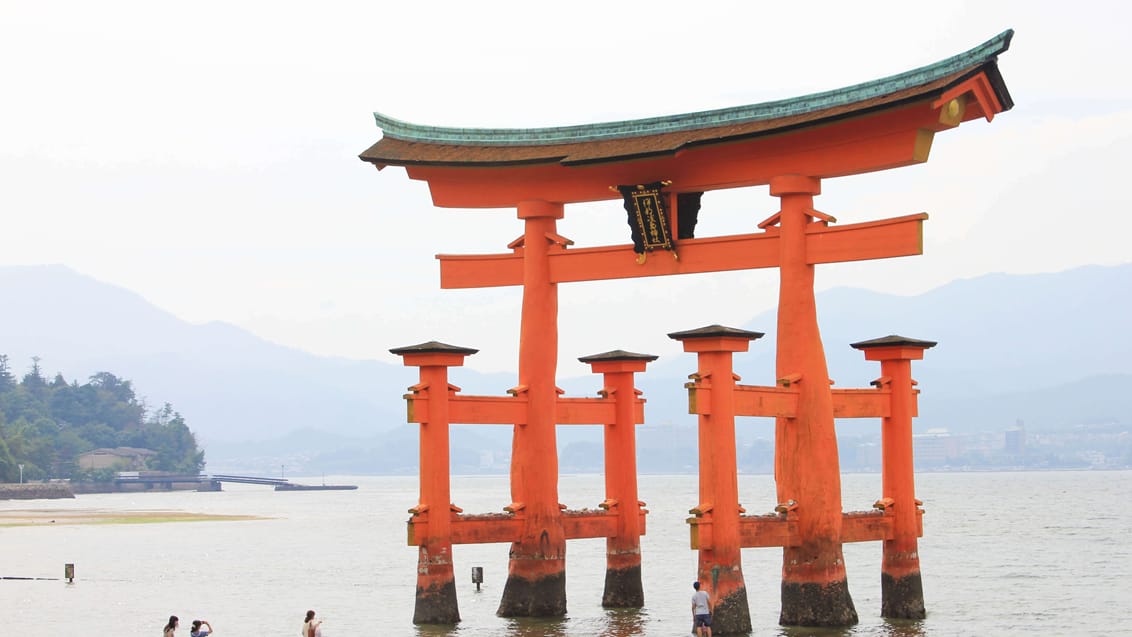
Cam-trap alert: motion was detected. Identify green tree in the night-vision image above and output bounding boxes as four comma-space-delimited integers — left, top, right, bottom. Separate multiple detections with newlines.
123, 403, 205, 474
0, 354, 14, 391
0, 412, 17, 482
90, 373, 145, 430
22, 356, 47, 395
4, 416, 51, 480
0, 354, 204, 482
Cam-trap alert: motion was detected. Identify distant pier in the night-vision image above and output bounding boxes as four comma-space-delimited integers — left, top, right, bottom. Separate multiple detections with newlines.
211, 474, 358, 491
61, 472, 358, 494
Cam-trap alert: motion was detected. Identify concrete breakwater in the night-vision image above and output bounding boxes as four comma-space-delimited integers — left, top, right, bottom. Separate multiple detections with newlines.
0, 483, 75, 500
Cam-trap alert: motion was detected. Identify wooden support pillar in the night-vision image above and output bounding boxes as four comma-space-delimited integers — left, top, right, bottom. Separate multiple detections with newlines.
391, 341, 478, 625
852, 335, 936, 620
499, 200, 568, 617
670, 325, 762, 635
579, 349, 657, 608
770, 175, 858, 627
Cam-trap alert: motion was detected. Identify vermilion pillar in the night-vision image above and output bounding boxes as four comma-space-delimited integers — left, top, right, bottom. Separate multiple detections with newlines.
499, 200, 567, 617
579, 349, 657, 608
669, 325, 761, 635
852, 335, 935, 619
770, 175, 858, 626
390, 341, 478, 625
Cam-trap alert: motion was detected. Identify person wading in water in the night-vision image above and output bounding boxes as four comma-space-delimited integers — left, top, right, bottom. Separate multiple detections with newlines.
691, 581, 713, 637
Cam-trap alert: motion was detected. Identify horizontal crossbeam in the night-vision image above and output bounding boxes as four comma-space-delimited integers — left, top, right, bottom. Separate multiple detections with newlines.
407, 509, 648, 546
438, 213, 927, 289
688, 509, 923, 549
687, 384, 908, 419
831, 388, 893, 418
405, 394, 644, 426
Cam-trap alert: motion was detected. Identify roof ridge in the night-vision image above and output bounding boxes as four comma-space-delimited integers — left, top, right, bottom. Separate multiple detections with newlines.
372, 29, 1013, 147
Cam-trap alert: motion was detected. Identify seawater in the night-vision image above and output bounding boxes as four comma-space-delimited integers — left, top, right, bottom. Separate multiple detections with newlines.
3, 471, 1129, 636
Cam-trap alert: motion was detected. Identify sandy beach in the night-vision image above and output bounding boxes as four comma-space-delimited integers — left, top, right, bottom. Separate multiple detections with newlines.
0, 509, 265, 526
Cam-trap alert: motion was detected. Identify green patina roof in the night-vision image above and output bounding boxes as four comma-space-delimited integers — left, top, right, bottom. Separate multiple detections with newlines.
373, 30, 1012, 147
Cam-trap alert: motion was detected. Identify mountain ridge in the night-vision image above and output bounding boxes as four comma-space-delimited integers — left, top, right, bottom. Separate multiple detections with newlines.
2, 263, 1129, 464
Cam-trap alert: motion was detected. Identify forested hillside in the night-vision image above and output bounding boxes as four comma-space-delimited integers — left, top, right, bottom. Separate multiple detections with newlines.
0, 354, 203, 482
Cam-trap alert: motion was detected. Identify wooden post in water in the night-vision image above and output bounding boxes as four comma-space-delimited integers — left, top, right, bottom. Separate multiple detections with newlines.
579, 349, 657, 608
769, 175, 858, 626
669, 325, 762, 635
498, 200, 568, 617
852, 335, 935, 619
391, 341, 478, 625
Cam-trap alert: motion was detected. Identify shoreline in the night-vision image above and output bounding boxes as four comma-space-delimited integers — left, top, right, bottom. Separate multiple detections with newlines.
0, 483, 75, 500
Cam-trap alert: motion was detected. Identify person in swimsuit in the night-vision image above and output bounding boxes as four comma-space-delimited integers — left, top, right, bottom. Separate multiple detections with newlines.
301, 610, 322, 637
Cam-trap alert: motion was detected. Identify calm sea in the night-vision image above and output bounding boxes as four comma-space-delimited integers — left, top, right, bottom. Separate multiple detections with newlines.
2, 471, 1129, 636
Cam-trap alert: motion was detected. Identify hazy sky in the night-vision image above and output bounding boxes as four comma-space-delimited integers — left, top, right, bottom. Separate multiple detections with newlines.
3, 2, 1129, 375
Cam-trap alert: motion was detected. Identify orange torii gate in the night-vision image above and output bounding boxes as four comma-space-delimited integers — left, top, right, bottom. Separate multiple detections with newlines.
362, 31, 1013, 631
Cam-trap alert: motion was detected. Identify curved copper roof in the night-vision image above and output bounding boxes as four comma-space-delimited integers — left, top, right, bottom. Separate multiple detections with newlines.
360, 30, 1013, 168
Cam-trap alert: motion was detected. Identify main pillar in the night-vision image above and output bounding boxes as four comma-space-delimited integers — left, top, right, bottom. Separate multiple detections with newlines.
579, 350, 657, 608
391, 341, 478, 624
771, 175, 858, 626
670, 325, 760, 635
498, 200, 568, 617
852, 335, 935, 619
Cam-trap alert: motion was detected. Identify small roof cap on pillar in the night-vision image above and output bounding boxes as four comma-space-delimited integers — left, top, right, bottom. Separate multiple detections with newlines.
850, 335, 937, 350
577, 349, 659, 363
389, 341, 479, 356
667, 324, 764, 341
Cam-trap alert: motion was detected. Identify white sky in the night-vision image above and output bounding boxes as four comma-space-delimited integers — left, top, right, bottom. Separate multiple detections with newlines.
3, 1, 1130, 375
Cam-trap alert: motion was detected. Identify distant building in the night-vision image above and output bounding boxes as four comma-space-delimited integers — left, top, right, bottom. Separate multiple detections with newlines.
77, 447, 157, 471
853, 442, 881, 470
1005, 420, 1026, 456
479, 451, 495, 469
914, 429, 961, 466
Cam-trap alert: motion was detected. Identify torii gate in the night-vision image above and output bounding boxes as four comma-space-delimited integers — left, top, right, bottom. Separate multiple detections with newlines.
362, 31, 1013, 631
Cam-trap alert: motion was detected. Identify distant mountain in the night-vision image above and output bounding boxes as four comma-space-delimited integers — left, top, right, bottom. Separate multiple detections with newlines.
0, 265, 506, 447
2, 263, 1129, 474
582, 263, 1132, 435
803, 264, 1131, 431
812, 265, 1132, 396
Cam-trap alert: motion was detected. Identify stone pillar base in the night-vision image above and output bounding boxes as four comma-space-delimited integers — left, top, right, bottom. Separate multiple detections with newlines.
711, 586, 752, 635
412, 579, 459, 625
497, 571, 566, 617
780, 579, 858, 627
882, 571, 925, 619
601, 565, 643, 608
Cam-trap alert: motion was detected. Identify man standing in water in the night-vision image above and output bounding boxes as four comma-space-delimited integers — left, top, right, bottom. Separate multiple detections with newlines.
691, 581, 713, 636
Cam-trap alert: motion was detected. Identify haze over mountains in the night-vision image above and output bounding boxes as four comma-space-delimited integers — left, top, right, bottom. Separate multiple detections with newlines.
1, 263, 1128, 474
